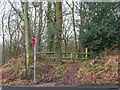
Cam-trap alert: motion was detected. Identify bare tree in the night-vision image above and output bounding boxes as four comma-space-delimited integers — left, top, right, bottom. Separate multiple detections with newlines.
65, 1, 78, 52
37, 2, 43, 52
2, 14, 5, 64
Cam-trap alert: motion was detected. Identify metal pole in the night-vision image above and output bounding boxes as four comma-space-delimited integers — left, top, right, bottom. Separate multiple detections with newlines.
24, 37, 28, 80
34, 38, 36, 82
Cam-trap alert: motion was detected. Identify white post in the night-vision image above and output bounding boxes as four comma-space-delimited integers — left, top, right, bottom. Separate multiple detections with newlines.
85, 48, 88, 59
34, 38, 36, 82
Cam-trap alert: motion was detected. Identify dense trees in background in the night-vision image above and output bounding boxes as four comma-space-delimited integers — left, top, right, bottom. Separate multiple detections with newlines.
81, 3, 120, 55
0, 1, 120, 63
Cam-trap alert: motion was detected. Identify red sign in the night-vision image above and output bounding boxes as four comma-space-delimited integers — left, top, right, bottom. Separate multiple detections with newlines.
32, 37, 35, 46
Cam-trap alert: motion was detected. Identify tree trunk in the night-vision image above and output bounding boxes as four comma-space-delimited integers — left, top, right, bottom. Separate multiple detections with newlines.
78, 2, 84, 58
24, 0, 30, 80
2, 15, 5, 64
55, 2, 62, 64
47, 2, 54, 52
37, 2, 42, 52
72, 1, 77, 52
9, 35, 12, 56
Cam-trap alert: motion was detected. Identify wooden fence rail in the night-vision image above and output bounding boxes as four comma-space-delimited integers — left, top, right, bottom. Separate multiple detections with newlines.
37, 51, 91, 60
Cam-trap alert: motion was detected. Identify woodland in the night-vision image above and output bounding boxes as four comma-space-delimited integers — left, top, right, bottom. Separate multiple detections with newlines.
0, 1, 120, 86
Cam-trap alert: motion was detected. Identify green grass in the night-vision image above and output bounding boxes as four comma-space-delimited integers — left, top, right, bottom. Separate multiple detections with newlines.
55, 73, 65, 78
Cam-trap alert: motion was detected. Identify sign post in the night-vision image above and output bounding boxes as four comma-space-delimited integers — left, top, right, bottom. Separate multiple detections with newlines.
32, 37, 36, 82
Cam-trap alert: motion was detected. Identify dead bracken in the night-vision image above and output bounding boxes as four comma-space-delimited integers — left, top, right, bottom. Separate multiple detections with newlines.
1, 52, 119, 86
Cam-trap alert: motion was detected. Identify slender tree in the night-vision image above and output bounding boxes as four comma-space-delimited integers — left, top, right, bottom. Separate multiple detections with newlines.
78, 2, 85, 57
8, 9, 17, 57
2, 14, 5, 64
47, 2, 54, 52
66, 1, 77, 52
72, 1, 77, 52
24, 0, 30, 80
37, 2, 43, 52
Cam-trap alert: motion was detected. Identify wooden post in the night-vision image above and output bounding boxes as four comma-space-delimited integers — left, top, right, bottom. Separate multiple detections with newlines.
85, 48, 88, 60
71, 53, 73, 61
73, 52, 76, 62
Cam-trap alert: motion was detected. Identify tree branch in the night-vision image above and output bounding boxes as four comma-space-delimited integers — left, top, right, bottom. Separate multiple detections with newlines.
8, 0, 24, 21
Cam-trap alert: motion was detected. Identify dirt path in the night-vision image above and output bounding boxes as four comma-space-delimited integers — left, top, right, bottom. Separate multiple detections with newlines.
55, 62, 80, 85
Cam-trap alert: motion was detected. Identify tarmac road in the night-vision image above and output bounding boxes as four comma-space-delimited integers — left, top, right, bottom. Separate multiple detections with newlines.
1, 85, 119, 90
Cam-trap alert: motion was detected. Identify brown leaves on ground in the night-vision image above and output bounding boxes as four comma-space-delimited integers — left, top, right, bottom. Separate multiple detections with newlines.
104, 55, 119, 70
1, 57, 26, 86
1, 53, 119, 86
